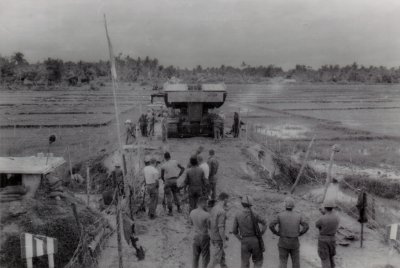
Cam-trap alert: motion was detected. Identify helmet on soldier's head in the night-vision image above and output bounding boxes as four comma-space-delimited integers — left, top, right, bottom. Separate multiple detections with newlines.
284, 196, 295, 209
144, 155, 151, 163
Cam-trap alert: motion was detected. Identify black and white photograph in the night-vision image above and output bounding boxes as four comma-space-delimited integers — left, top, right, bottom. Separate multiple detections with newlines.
0, 0, 399, 267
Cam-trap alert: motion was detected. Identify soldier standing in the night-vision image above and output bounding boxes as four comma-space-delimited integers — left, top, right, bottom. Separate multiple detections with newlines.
143, 156, 160, 219
269, 197, 309, 268
161, 112, 168, 142
124, 119, 136, 145
208, 192, 229, 268
315, 201, 340, 268
232, 196, 267, 268
207, 150, 219, 200
109, 165, 124, 197
183, 156, 208, 212
190, 196, 211, 268
139, 113, 148, 137
161, 152, 185, 215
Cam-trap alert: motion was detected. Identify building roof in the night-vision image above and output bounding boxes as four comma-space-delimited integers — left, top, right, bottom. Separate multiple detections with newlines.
0, 156, 66, 174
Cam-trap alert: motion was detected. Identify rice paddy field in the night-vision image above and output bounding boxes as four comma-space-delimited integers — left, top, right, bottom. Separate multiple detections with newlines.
1, 82, 400, 173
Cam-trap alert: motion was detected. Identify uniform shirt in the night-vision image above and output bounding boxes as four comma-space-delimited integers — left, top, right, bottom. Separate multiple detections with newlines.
143, 165, 159, 184
161, 159, 181, 179
269, 210, 309, 249
183, 166, 207, 191
209, 203, 227, 241
190, 208, 210, 236
207, 156, 219, 178
316, 212, 340, 237
199, 162, 210, 180
232, 208, 266, 238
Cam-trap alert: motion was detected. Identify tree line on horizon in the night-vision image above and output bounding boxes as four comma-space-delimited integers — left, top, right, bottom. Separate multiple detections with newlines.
1, 52, 399, 86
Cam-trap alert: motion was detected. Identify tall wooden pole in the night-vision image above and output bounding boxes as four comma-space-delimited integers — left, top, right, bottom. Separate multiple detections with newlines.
116, 194, 123, 268
86, 165, 90, 206
290, 136, 315, 194
322, 144, 340, 203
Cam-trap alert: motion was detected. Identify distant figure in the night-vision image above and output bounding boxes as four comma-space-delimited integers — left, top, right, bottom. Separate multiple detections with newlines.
109, 165, 124, 197
213, 114, 224, 141
190, 196, 211, 268
183, 156, 208, 212
315, 201, 340, 268
233, 112, 240, 138
269, 197, 309, 268
232, 196, 267, 268
125, 119, 136, 145
207, 150, 219, 200
209, 192, 230, 268
139, 113, 148, 137
161, 112, 168, 142
161, 152, 185, 216
143, 156, 160, 219
147, 109, 155, 138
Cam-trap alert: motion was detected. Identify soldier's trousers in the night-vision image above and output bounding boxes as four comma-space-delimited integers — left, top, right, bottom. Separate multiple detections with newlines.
278, 246, 300, 268
208, 177, 217, 200
146, 183, 158, 216
209, 240, 227, 268
189, 189, 202, 212
164, 179, 180, 210
318, 238, 336, 268
241, 236, 263, 268
192, 234, 210, 268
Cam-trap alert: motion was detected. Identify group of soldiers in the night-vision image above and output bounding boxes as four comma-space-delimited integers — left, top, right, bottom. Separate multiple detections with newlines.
124, 108, 169, 144
142, 146, 219, 219
139, 145, 340, 268
190, 194, 339, 268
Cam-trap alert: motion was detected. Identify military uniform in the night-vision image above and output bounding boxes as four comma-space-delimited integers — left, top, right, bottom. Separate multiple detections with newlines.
316, 211, 340, 268
207, 155, 219, 200
209, 202, 228, 268
190, 207, 210, 268
161, 159, 183, 213
269, 210, 309, 268
232, 208, 267, 268
183, 166, 207, 212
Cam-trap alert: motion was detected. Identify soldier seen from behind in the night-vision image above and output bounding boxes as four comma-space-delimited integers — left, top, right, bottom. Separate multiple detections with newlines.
232, 196, 268, 268
269, 196, 309, 268
143, 156, 161, 219
161, 152, 185, 216
315, 201, 340, 268
183, 156, 208, 212
189, 196, 211, 268
207, 149, 219, 200
208, 192, 229, 268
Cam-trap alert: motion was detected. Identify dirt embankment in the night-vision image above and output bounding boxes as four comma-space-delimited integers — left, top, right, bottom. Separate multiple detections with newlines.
97, 137, 400, 268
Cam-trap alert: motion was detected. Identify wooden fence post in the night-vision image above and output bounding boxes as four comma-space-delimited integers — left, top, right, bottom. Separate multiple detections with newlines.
290, 136, 315, 194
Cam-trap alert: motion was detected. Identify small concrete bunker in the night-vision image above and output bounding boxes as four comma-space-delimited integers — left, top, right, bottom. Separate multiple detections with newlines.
0, 156, 66, 198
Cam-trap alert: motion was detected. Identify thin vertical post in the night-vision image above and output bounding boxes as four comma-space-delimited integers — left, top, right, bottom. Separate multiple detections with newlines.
86, 165, 90, 206
67, 146, 73, 181
116, 194, 123, 268
360, 222, 364, 248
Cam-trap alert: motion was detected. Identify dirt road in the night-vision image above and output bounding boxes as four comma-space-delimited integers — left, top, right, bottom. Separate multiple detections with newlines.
97, 137, 399, 268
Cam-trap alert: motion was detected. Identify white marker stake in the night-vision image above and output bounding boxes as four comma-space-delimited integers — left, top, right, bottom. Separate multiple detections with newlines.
48, 254, 54, 268
27, 258, 33, 268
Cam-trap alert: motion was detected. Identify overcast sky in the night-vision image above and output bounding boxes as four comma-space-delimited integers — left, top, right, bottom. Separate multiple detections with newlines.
0, 0, 399, 69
